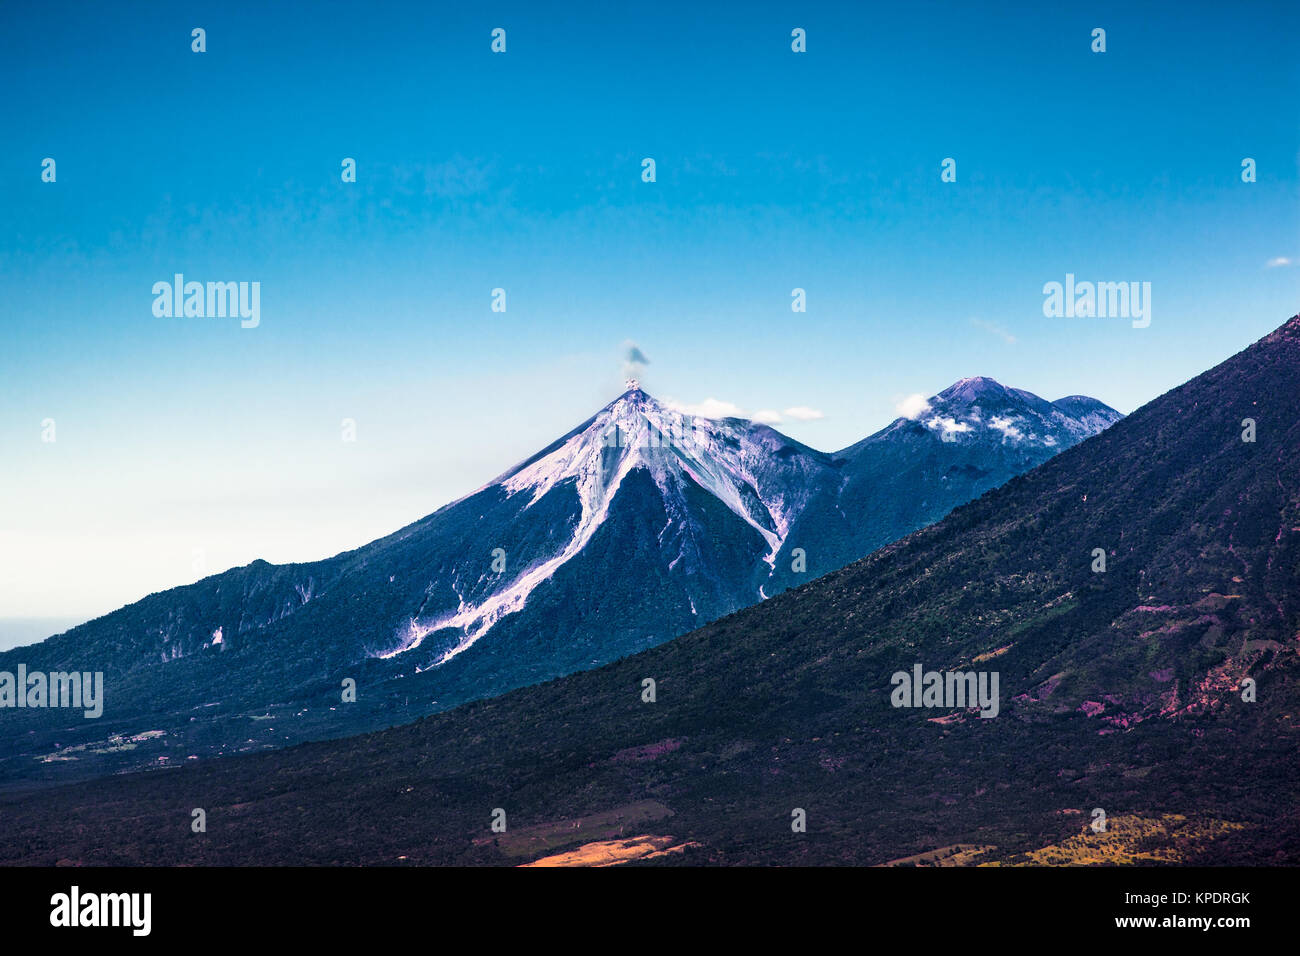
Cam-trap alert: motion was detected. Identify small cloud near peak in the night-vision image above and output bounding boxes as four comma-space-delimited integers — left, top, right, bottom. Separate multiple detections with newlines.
895, 393, 932, 419
783, 406, 825, 421
665, 397, 746, 419
663, 399, 823, 424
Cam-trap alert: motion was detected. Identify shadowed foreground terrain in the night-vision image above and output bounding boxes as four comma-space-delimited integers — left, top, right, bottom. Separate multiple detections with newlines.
1, 316, 1297, 866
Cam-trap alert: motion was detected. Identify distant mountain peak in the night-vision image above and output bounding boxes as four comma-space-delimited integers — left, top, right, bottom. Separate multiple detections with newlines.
940, 376, 1015, 402
867, 376, 1121, 450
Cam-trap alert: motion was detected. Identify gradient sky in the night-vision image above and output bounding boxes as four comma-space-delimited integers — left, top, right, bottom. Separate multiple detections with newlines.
2, 0, 1298, 621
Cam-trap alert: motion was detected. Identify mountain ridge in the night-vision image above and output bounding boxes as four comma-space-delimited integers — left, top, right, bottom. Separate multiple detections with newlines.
0, 375, 1119, 788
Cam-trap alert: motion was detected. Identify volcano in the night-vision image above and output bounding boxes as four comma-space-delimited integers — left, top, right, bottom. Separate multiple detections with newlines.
0, 379, 1117, 787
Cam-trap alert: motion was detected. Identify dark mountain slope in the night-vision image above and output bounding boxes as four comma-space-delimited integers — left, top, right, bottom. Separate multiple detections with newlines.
1, 315, 1294, 866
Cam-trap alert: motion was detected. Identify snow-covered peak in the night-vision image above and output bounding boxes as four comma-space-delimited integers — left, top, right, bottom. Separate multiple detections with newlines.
861, 377, 1121, 451
939, 376, 1022, 404
382, 379, 1118, 668
389, 387, 830, 666
921, 378, 1119, 447
500, 388, 812, 559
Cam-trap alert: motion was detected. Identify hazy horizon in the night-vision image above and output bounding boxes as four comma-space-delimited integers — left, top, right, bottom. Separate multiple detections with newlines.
0, 617, 87, 652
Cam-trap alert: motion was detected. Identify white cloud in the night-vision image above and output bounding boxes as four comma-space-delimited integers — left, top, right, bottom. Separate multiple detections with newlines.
783, 406, 825, 421
665, 398, 822, 424
1266, 257, 1293, 269
665, 397, 746, 419
924, 415, 972, 439
970, 318, 1017, 345
895, 393, 932, 419
988, 415, 1024, 441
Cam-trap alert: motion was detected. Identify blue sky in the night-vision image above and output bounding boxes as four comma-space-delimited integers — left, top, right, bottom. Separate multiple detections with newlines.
2, 0, 1297, 620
